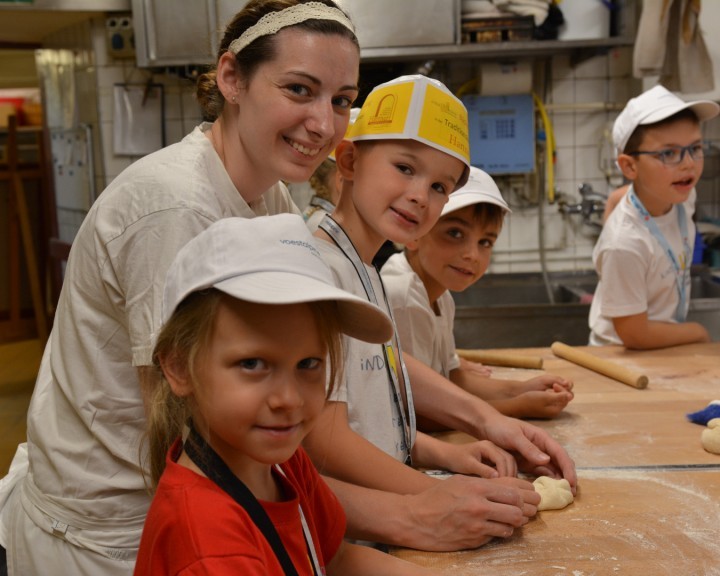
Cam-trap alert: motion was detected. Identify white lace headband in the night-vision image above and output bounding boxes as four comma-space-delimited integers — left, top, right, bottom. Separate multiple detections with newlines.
228, 2, 355, 55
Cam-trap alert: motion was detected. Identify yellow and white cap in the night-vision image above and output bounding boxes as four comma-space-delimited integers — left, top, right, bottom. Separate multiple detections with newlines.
347, 74, 471, 187
329, 107, 361, 161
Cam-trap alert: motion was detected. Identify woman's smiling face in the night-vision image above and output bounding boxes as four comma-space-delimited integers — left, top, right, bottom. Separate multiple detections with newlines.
235, 27, 360, 187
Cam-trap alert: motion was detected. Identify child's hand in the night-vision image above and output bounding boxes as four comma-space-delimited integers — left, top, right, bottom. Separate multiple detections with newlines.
437, 440, 518, 478
515, 374, 574, 395
493, 374, 574, 419
459, 356, 493, 377
513, 388, 574, 419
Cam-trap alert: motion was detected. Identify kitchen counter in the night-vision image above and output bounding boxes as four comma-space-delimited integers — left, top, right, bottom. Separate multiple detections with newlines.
392, 343, 720, 575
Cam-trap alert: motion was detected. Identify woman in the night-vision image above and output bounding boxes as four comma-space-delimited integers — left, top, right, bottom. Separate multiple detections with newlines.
0, 2, 360, 574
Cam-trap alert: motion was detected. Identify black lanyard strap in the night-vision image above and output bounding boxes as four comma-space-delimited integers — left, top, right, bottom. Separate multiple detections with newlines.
183, 423, 300, 575
318, 215, 416, 464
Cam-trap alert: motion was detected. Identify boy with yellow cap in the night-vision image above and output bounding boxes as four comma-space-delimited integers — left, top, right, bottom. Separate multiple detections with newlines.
590, 84, 719, 349
303, 75, 576, 550
382, 166, 574, 422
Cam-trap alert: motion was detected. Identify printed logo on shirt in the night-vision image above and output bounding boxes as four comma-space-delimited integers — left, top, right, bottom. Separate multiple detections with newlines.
360, 354, 386, 372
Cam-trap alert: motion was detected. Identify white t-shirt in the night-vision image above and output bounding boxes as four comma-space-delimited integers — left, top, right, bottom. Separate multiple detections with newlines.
315, 240, 409, 462
381, 252, 460, 378
5, 123, 299, 573
589, 189, 695, 346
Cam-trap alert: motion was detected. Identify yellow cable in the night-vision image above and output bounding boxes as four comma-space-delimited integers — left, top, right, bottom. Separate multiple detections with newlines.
456, 77, 480, 99
532, 92, 555, 203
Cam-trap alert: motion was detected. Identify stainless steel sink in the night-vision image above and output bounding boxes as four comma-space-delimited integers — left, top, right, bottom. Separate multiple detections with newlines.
452, 267, 720, 348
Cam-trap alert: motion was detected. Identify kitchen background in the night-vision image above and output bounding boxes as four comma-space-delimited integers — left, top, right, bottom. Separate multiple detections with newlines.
2, 0, 720, 345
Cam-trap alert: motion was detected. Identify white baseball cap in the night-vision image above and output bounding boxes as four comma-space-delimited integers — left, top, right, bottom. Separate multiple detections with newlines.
162, 214, 393, 344
441, 166, 511, 216
347, 74, 471, 186
612, 85, 719, 155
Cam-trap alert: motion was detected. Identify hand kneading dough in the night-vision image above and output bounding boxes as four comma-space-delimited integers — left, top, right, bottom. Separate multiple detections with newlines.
701, 418, 720, 455
533, 476, 574, 511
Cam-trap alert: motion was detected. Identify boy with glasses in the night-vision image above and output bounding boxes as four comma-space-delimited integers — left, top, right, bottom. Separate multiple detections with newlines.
589, 85, 719, 349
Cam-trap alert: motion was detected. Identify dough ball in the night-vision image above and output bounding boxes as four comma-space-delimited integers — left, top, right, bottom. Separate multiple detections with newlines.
533, 476, 574, 511
701, 418, 720, 455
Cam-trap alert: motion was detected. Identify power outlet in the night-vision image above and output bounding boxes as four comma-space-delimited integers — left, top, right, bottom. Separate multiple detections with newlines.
106, 14, 135, 59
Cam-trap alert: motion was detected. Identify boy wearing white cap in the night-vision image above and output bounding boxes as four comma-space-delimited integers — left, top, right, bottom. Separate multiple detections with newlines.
382, 167, 574, 421
589, 84, 719, 349
303, 74, 577, 550
135, 214, 439, 575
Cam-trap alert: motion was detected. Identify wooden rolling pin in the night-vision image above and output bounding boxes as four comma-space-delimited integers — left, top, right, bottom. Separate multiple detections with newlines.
550, 341, 648, 389
456, 349, 544, 370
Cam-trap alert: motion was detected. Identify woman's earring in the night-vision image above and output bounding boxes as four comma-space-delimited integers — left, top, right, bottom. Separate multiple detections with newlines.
232, 95, 237, 103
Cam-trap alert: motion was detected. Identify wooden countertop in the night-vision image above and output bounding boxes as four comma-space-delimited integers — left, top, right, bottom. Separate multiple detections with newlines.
392, 343, 720, 575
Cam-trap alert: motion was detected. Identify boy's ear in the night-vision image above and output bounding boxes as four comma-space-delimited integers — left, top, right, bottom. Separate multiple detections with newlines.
159, 353, 194, 398
334, 140, 357, 181
616, 154, 638, 181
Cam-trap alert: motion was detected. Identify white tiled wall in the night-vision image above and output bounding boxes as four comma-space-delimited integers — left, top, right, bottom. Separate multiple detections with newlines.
90, 17, 203, 187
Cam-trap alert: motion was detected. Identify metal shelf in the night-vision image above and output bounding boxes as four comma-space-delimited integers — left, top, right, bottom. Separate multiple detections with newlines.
359, 36, 633, 64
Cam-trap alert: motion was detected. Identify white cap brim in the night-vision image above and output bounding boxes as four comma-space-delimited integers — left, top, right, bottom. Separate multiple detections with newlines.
441, 166, 510, 215
211, 271, 393, 344
162, 214, 394, 345
442, 189, 511, 215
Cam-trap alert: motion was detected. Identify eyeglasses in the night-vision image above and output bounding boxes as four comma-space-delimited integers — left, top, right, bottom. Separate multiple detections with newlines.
627, 143, 708, 166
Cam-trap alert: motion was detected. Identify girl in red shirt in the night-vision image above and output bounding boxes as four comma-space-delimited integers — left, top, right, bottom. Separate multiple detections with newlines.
135, 215, 438, 575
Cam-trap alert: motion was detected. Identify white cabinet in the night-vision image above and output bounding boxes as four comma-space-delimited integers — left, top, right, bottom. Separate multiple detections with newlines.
336, 0, 458, 49
131, 0, 249, 67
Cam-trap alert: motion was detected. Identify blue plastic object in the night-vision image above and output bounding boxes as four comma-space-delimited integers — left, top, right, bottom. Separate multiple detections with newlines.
687, 401, 720, 425
693, 230, 705, 265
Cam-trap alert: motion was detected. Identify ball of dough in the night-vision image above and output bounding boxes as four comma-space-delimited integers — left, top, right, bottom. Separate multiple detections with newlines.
533, 476, 574, 511
701, 418, 720, 455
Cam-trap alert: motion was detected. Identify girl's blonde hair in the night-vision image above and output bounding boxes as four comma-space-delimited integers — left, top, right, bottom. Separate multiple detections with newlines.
143, 289, 344, 489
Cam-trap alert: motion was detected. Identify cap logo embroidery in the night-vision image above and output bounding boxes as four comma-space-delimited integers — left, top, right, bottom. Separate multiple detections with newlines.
368, 95, 397, 126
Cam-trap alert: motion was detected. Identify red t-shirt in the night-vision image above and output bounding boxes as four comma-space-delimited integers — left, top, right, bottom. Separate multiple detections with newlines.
134, 441, 346, 575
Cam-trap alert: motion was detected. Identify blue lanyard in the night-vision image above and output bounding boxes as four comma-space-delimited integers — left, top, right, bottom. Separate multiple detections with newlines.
319, 215, 416, 464
626, 185, 690, 322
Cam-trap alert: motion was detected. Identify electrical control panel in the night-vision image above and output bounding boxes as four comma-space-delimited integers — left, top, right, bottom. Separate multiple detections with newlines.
462, 93, 535, 175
